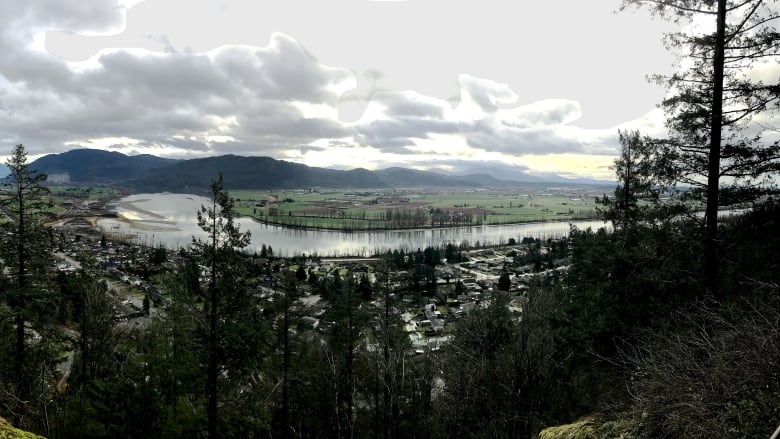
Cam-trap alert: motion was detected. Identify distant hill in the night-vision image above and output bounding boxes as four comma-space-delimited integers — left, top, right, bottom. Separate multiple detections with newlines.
125, 156, 502, 193
454, 163, 613, 186
27, 148, 606, 193
372, 167, 505, 188
30, 149, 179, 184
125, 155, 387, 193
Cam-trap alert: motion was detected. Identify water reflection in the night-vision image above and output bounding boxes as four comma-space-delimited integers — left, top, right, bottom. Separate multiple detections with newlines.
99, 193, 610, 257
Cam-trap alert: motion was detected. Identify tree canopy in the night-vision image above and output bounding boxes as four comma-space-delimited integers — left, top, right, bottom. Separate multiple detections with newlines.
622, 0, 780, 295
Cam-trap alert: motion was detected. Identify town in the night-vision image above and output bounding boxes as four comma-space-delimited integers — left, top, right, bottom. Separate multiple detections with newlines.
53, 199, 570, 357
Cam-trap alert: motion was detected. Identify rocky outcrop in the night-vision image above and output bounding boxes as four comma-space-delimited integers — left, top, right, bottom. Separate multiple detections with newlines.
538, 414, 635, 439
0, 418, 46, 439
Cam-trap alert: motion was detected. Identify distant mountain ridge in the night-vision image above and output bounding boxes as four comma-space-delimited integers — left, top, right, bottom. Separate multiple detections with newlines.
30, 149, 179, 184
29, 149, 608, 193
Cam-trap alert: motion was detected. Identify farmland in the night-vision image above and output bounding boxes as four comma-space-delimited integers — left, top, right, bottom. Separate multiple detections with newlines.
231, 185, 609, 231
44, 185, 122, 216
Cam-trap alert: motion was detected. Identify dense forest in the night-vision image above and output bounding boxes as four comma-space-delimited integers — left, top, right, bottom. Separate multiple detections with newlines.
1, 0, 779, 438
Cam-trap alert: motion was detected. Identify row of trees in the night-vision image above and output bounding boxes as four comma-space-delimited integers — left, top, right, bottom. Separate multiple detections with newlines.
267, 206, 487, 230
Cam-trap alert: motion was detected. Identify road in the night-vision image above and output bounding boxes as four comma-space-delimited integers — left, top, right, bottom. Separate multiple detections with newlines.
54, 251, 82, 270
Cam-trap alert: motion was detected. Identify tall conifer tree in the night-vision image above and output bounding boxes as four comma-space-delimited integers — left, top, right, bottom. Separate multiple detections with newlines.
622, 0, 780, 296
192, 173, 251, 438
0, 144, 55, 428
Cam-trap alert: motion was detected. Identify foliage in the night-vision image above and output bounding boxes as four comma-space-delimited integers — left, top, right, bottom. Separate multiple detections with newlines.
718, 197, 780, 295
563, 222, 701, 358
621, 0, 780, 295
432, 283, 565, 438
0, 145, 59, 431
497, 268, 511, 292
596, 131, 680, 231
627, 294, 780, 438
191, 173, 258, 438
149, 245, 167, 265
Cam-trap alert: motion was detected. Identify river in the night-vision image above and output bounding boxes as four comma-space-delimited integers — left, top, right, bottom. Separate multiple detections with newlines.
97, 193, 610, 257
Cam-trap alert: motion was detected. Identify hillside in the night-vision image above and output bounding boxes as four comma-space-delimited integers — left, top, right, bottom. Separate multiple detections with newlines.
124, 155, 388, 192
30, 149, 178, 184
28, 149, 597, 193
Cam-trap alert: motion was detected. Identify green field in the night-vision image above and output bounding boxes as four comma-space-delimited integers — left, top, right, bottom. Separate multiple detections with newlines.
43, 186, 122, 215
230, 186, 607, 231
46, 185, 121, 200
0, 185, 122, 218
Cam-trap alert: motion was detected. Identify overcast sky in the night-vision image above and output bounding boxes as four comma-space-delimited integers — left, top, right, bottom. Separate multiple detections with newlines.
0, 0, 684, 180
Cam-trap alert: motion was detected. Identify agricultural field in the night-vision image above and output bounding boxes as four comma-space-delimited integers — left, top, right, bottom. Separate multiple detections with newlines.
0, 184, 121, 223
44, 185, 122, 216
231, 185, 611, 231
47, 185, 121, 199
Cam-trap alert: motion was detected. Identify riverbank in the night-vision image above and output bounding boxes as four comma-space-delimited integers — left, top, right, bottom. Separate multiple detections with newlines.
237, 210, 601, 233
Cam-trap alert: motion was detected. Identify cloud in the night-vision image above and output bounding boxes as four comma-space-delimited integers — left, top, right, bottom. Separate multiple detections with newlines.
499, 99, 583, 128
457, 75, 519, 114
1, 4, 357, 156
350, 76, 621, 156
375, 90, 446, 119
0, 0, 126, 49
406, 158, 537, 179
0, 0, 676, 180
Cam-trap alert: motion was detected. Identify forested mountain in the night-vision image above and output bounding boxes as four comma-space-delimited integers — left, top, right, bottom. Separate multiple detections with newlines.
29, 149, 179, 184
123, 154, 386, 192
30, 149, 589, 192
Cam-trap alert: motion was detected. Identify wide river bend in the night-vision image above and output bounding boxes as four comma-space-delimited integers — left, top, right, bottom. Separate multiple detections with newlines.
97, 193, 610, 257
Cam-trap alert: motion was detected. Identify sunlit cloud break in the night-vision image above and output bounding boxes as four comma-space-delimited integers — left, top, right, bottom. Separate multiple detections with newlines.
0, 0, 698, 181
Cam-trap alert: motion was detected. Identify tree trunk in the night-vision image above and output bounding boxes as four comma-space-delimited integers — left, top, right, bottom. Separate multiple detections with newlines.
704, 0, 727, 298
281, 281, 290, 439
13, 187, 27, 427
208, 195, 219, 439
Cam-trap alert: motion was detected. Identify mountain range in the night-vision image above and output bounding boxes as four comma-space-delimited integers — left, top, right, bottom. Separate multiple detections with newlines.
24, 149, 610, 193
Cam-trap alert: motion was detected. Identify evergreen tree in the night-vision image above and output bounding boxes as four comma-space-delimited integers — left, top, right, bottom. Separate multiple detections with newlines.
497, 268, 511, 292
139, 261, 208, 438
191, 173, 252, 438
434, 287, 559, 438
0, 144, 57, 429
295, 264, 306, 282
59, 256, 120, 439
319, 271, 370, 437
597, 130, 667, 232
621, 0, 780, 296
